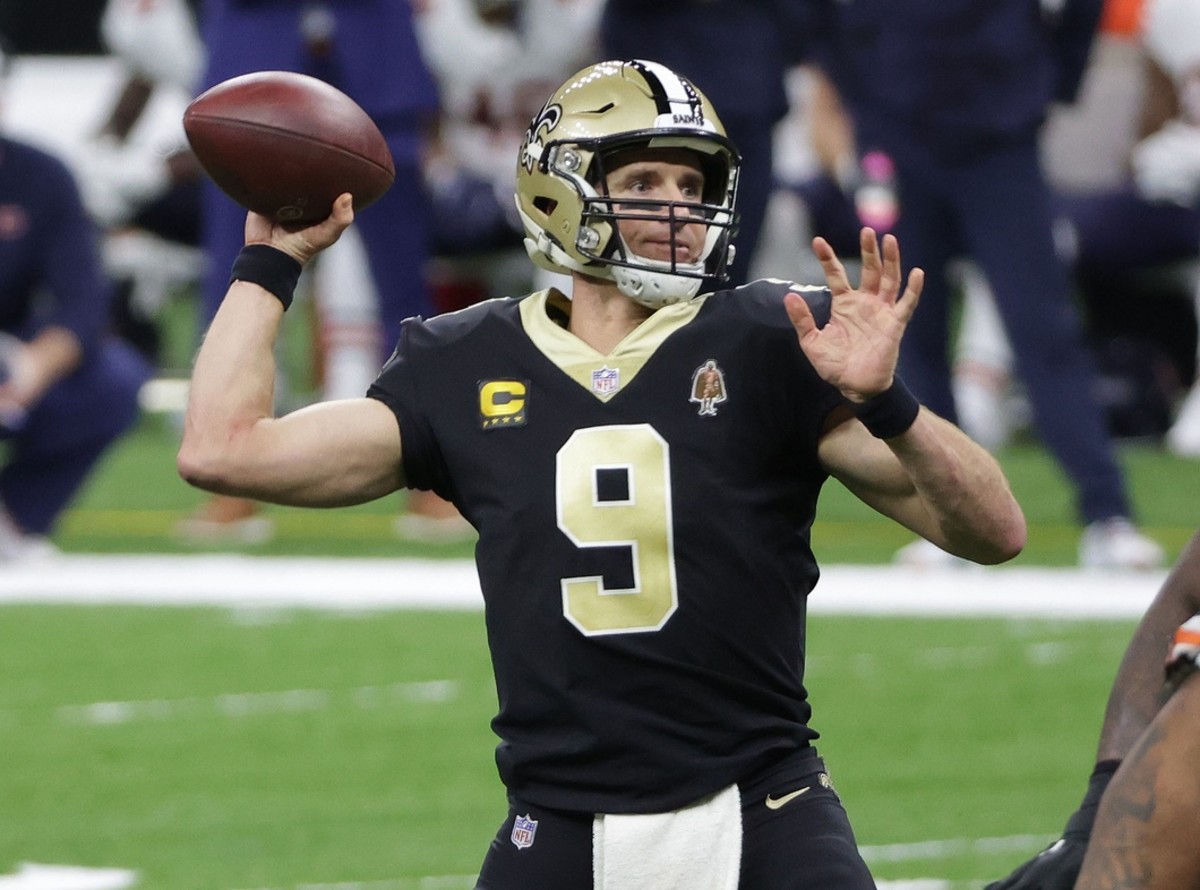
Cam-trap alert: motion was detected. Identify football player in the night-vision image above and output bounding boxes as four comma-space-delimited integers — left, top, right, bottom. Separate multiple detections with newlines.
987, 528, 1200, 890
0, 41, 151, 560
1140, 0, 1200, 457
178, 60, 1026, 888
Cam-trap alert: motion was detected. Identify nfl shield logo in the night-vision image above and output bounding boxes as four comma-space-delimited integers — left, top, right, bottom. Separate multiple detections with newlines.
591, 366, 620, 396
511, 813, 538, 850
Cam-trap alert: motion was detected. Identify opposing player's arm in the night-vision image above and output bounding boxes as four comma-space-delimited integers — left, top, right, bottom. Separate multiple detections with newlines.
985, 532, 1200, 890
1076, 672, 1200, 890
1096, 529, 1200, 759
178, 195, 406, 507
818, 407, 1025, 564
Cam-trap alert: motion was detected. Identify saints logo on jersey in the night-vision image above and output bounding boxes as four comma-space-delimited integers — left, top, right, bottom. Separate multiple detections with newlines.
689, 359, 727, 416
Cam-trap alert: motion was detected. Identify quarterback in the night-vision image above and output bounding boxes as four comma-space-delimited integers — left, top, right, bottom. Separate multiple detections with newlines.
179, 60, 1026, 888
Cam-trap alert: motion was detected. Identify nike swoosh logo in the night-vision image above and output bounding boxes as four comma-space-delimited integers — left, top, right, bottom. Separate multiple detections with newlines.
764, 786, 810, 810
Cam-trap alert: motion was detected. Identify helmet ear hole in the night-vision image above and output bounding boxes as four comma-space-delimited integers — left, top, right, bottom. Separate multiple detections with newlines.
534, 197, 557, 215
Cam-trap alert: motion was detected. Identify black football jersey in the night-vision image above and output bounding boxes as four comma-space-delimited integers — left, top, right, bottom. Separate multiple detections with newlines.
368, 279, 847, 814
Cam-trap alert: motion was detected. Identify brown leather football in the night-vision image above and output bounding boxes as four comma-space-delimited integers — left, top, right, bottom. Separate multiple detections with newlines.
183, 70, 395, 225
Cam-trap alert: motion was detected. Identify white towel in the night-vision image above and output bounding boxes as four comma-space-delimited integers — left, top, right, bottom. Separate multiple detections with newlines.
593, 784, 742, 890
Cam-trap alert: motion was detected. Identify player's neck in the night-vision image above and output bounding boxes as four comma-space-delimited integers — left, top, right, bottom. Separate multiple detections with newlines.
567, 275, 654, 355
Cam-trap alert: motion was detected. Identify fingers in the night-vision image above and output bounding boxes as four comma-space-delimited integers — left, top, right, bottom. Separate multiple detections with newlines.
784, 291, 817, 340
313, 193, 355, 239
818, 228, 920, 320
331, 192, 355, 225
858, 228, 881, 294
896, 266, 924, 323
870, 231, 918, 312
829, 228, 895, 300
243, 209, 273, 243
877, 231, 903, 302
295, 194, 355, 259
812, 235, 851, 294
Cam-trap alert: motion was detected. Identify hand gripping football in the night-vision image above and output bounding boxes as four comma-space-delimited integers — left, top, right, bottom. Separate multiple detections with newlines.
183, 70, 395, 225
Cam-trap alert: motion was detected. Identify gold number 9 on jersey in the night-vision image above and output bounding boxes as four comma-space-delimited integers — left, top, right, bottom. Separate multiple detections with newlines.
556, 424, 679, 635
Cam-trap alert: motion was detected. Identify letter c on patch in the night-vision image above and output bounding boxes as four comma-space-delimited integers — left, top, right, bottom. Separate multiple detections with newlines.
479, 379, 528, 429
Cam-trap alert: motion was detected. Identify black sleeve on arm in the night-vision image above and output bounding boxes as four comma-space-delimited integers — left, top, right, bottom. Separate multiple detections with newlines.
367, 319, 445, 494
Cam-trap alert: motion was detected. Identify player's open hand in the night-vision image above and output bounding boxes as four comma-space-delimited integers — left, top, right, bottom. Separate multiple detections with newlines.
244, 192, 355, 266
784, 228, 923, 403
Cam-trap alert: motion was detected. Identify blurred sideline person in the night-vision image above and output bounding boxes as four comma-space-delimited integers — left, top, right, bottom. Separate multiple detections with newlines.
947, 0, 1200, 456
413, 0, 603, 310
182, 0, 469, 544
178, 60, 1025, 887
599, 0, 811, 290
80, 0, 208, 364
804, 0, 1164, 570
0, 40, 151, 561
986, 527, 1200, 889
1136, 0, 1200, 456
85, 0, 399, 401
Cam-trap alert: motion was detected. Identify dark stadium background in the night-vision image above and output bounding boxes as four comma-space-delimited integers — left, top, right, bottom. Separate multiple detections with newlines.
0, 0, 200, 54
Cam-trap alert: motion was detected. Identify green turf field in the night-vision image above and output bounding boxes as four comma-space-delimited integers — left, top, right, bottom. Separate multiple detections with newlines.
0, 604, 1135, 888
2, 412, 1195, 888
54, 412, 1200, 564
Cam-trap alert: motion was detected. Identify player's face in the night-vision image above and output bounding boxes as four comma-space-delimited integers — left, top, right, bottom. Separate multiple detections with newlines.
603, 148, 708, 266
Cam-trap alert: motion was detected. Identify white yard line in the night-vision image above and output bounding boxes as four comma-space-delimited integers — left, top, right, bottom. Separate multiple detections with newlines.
0, 554, 1166, 618
55, 680, 459, 727
0, 863, 139, 890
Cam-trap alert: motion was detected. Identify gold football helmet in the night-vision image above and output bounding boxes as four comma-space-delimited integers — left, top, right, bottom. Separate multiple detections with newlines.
515, 59, 741, 308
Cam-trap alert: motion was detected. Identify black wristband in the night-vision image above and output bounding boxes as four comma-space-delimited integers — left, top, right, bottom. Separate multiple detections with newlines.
1063, 759, 1121, 839
229, 244, 303, 310
854, 377, 921, 439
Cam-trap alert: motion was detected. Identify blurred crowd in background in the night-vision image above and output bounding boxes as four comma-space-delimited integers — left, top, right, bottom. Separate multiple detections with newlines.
0, 0, 1198, 565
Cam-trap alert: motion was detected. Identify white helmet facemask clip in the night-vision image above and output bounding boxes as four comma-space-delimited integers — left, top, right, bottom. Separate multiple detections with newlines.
607, 216, 736, 309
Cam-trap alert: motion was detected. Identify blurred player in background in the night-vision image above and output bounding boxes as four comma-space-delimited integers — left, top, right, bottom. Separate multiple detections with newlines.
181, 0, 466, 543
0, 39, 151, 561
1136, 0, 1200, 456
412, 0, 603, 309
947, 0, 1200, 457
79, 0, 207, 364
803, 0, 1164, 571
178, 60, 1026, 887
599, 0, 810, 289
987, 527, 1200, 890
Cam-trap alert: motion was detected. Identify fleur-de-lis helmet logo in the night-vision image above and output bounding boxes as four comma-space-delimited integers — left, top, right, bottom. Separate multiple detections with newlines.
520, 102, 562, 174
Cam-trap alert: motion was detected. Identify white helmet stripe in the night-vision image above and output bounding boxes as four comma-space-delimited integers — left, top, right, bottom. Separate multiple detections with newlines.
629, 59, 715, 132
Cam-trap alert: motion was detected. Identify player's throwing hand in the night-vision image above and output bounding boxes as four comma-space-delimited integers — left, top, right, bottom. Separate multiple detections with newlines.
243, 192, 356, 266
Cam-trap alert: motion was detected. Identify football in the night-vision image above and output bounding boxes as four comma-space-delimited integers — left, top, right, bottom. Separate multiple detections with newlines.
183, 70, 395, 225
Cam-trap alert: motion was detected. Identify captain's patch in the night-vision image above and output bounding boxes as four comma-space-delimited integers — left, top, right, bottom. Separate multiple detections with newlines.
479, 379, 528, 430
